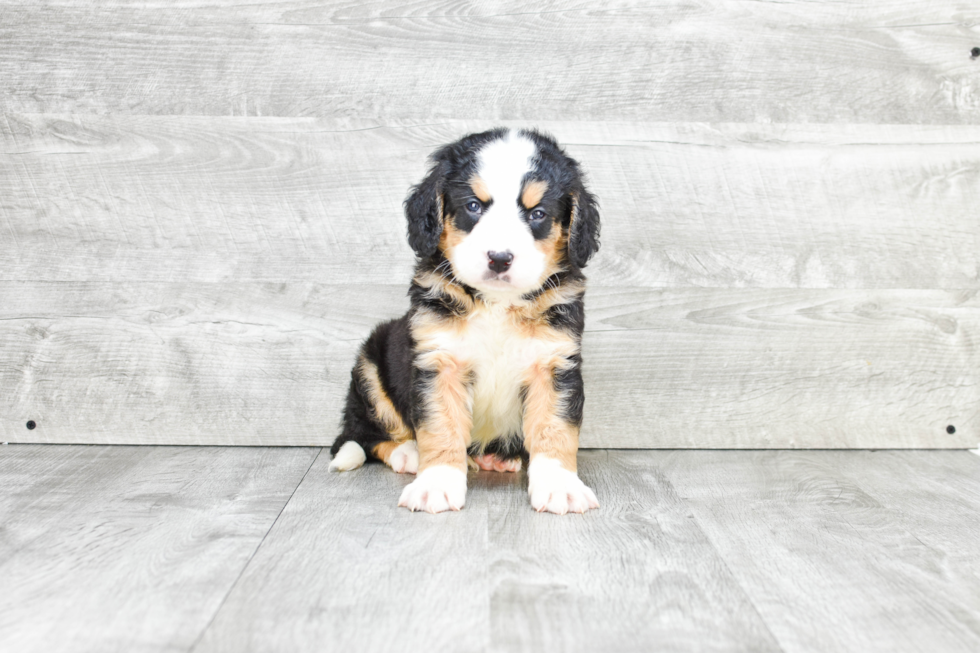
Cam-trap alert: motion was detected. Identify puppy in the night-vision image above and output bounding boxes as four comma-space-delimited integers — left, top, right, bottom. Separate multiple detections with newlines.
329, 128, 601, 515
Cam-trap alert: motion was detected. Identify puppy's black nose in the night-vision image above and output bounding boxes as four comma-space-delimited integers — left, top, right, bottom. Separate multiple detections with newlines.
487, 250, 514, 274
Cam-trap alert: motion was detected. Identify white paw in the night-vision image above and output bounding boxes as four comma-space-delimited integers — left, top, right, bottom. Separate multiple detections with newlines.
390, 440, 419, 474
328, 441, 366, 472
527, 457, 599, 515
398, 465, 467, 513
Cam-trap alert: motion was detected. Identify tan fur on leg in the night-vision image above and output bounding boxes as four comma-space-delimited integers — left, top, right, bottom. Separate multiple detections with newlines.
372, 441, 401, 465
521, 358, 579, 471
358, 356, 413, 442
415, 351, 473, 472
522, 358, 598, 513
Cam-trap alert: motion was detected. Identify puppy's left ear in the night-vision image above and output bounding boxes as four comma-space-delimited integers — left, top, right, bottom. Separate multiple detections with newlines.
568, 180, 601, 268
404, 160, 446, 259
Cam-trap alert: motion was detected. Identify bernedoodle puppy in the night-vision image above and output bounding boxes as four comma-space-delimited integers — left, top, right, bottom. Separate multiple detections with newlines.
329, 128, 601, 515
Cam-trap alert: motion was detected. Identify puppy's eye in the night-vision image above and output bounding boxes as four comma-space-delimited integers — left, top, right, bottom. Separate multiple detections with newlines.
466, 200, 482, 214
529, 208, 547, 221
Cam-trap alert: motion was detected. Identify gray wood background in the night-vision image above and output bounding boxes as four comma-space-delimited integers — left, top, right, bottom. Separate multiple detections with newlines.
1, 1, 978, 447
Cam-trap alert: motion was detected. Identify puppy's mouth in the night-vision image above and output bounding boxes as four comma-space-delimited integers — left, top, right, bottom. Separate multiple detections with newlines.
481, 271, 512, 285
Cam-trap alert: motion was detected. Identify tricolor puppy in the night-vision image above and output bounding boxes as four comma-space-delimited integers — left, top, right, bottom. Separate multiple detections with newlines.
329, 128, 601, 515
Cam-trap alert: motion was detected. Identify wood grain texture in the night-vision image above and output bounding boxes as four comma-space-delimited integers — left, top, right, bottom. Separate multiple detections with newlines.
484, 451, 782, 653
5, 447, 980, 652
824, 451, 980, 586
0, 444, 319, 653
658, 450, 980, 653
191, 446, 492, 653
3, 9, 978, 450
194, 450, 783, 653
2, 116, 979, 289
0, 282, 393, 445
583, 287, 980, 448
1, 283, 975, 447
1, 2, 979, 123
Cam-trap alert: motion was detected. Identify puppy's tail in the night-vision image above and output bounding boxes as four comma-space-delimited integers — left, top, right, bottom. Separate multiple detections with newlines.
329, 440, 367, 472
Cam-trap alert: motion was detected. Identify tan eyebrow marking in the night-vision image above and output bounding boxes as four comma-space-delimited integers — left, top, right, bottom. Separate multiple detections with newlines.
469, 175, 491, 203
521, 179, 548, 208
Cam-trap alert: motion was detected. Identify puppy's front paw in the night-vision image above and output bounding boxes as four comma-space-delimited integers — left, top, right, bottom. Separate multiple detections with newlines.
527, 457, 599, 515
398, 465, 467, 513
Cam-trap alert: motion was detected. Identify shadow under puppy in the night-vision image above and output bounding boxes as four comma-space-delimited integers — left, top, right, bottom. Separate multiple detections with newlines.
329, 128, 601, 515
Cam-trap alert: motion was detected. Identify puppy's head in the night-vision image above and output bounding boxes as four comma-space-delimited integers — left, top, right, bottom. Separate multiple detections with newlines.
405, 129, 600, 299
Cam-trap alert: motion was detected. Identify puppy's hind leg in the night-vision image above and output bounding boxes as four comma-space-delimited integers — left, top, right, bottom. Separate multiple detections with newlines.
373, 439, 419, 474
471, 453, 522, 473
330, 317, 417, 473
470, 436, 525, 472
328, 374, 378, 472
329, 370, 414, 473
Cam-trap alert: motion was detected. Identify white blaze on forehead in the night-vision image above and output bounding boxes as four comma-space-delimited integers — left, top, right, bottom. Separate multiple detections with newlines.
449, 131, 546, 300
475, 132, 536, 204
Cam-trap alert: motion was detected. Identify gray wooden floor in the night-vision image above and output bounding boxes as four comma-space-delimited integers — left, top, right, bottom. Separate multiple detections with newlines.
1, 445, 978, 653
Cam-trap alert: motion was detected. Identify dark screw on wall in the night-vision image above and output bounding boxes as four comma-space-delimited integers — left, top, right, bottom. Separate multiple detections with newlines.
972, 47, 980, 59
947, 425, 956, 434
26, 420, 36, 430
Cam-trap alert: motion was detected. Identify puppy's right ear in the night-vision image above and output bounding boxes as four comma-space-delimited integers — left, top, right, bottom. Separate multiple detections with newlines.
404, 160, 446, 258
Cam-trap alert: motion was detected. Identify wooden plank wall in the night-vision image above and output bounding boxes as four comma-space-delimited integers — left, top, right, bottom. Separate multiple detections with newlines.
1, 1, 978, 447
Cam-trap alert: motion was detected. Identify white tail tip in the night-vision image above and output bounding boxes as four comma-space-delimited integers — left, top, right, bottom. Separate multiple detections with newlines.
329, 441, 367, 472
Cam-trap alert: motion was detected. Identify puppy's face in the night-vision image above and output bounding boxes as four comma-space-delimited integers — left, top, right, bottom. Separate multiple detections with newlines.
444, 134, 558, 298
405, 129, 600, 299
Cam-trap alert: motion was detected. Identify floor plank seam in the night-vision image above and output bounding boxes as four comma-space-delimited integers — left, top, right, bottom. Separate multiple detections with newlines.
669, 481, 788, 653
185, 447, 324, 653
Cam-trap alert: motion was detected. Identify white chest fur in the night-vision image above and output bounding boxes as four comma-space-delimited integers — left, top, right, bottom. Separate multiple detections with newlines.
431, 303, 557, 447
